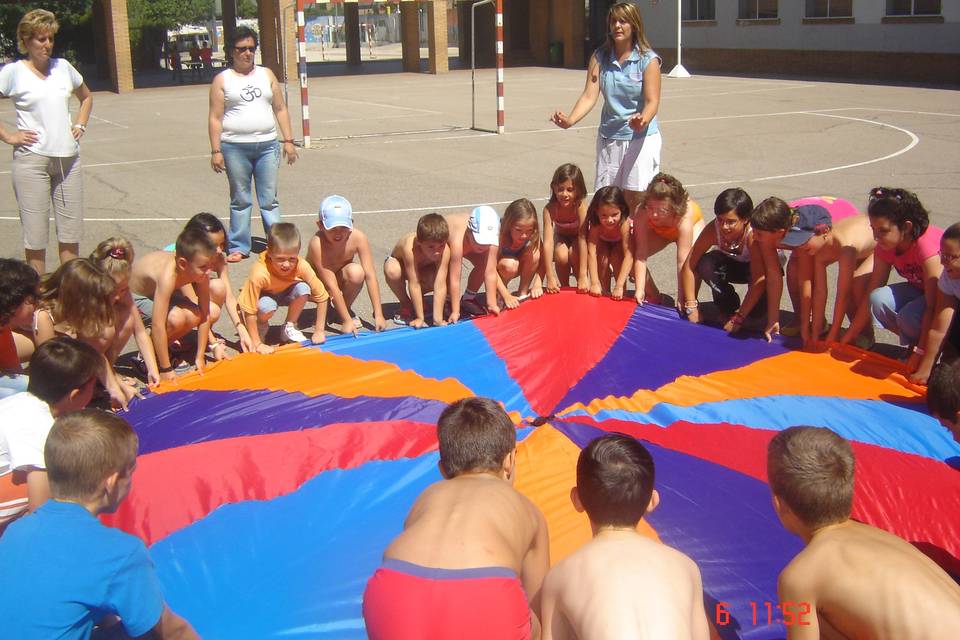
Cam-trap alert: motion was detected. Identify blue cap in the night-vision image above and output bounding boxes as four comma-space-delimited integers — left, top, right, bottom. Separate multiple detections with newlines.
320, 195, 353, 230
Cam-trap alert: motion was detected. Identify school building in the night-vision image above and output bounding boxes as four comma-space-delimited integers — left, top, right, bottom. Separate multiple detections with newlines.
635, 1, 960, 84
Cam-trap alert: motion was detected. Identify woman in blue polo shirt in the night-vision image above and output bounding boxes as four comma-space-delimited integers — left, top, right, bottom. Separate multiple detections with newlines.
550, 1, 662, 214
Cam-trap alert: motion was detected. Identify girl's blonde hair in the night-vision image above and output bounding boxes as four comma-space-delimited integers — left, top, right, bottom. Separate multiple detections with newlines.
549, 163, 587, 205
600, 2, 651, 57
90, 237, 135, 280
17, 9, 59, 55
639, 173, 688, 217
39, 258, 116, 339
499, 198, 541, 250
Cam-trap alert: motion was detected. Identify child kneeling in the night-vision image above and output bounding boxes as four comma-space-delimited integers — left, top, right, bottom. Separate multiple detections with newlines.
539, 434, 709, 639
363, 397, 549, 639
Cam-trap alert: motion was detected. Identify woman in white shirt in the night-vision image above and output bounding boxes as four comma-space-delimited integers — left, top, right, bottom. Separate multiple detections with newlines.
0, 9, 93, 275
208, 26, 299, 263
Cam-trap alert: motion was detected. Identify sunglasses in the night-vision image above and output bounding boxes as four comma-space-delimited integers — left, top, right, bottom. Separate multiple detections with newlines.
234, 45, 257, 53
868, 187, 903, 204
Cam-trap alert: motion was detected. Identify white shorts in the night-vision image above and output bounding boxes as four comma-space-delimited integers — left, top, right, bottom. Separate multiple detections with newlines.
595, 132, 662, 193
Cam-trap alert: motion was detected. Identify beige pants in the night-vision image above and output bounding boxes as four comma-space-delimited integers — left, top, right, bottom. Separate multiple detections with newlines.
11, 147, 84, 250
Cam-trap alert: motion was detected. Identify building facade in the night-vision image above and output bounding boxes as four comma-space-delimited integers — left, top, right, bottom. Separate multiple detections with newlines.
631, 0, 959, 84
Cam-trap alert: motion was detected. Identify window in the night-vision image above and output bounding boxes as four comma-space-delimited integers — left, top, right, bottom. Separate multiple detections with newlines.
886, 0, 941, 15
682, 0, 716, 21
738, 0, 778, 20
805, 0, 852, 18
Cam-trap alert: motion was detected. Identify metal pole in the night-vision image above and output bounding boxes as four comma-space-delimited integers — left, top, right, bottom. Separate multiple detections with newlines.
471, 0, 493, 131
495, 0, 503, 133
296, 0, 311, 147
667, 0, 690, 78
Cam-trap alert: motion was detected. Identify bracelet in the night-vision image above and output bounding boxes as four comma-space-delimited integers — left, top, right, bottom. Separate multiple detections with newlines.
684, 300, 699, 309
211, 149, 222, 155
912, 346, 926, 355
72, 123, 86, 131
281, 139, 295, 144
157, 364, 175, 373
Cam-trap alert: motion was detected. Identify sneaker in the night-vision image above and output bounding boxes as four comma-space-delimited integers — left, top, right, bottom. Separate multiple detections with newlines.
282, 322, 307, 344
392, 313, 408, 326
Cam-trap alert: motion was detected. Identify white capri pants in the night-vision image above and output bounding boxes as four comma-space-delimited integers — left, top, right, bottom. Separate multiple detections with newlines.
11, 147, 84, 250
595, 131, 662, 192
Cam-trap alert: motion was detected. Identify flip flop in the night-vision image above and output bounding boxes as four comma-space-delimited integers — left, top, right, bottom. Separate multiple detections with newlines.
226, 252, 247, 263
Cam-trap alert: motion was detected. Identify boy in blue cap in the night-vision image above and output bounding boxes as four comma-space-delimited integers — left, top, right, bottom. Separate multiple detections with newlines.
307, 195, 387, 335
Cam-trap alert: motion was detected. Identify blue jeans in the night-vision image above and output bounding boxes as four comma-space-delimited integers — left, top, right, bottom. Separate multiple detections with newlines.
870, 281, 926, 345
222, 140, 281, 256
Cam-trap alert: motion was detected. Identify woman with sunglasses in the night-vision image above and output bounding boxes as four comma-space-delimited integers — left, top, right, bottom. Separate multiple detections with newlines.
208, 26, 299, 263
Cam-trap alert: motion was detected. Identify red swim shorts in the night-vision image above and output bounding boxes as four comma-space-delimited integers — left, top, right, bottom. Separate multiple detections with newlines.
363, 559, 531, 639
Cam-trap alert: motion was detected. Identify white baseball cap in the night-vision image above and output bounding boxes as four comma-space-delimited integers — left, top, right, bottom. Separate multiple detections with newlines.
468, 205, 500, 246
320, 195, 353, 230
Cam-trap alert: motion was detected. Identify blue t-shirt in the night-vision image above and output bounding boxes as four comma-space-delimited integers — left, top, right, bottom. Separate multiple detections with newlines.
0, 500, 165, 639
597, 46, 661, 140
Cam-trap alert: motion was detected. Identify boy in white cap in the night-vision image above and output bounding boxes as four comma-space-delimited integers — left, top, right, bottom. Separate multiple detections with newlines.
307, 195, 387, 334
444, 206, 502, 321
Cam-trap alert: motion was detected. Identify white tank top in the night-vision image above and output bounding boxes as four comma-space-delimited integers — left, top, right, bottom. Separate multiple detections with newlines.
220, 66, 277, 143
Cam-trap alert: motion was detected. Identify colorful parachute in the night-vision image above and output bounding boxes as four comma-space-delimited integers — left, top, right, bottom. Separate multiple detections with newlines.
105, 291, 960, 639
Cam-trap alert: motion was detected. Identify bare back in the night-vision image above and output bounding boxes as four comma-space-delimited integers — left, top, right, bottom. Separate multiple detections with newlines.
813, 215, 876, 266
542, 531, 708, 640
780, 521, 960, 640
385, 475, 544, 574
129, 250, 178, 299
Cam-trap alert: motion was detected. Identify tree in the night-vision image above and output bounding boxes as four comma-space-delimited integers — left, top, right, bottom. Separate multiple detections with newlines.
237, 0, 259, 19
0, 0, 94, 62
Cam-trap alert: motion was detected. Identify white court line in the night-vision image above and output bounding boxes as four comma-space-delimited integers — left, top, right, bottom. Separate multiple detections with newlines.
90, 114, 129, 129
0, 154, 209, 175
0, 108, 940, 222
319, 95, 442, 115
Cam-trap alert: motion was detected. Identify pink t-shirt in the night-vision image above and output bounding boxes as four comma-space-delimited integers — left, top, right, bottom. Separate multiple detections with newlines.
789, 196, 859, 223
875, 225, 944, 289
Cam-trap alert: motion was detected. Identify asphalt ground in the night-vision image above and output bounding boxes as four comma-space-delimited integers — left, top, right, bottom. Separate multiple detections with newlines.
1, 68, 958, 366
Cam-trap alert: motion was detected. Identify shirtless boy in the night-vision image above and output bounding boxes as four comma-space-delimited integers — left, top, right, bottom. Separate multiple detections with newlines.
307, 195, 386, 335
768, 426, 960, 639
445, 206, 501, 321
383, 213, 451, 329
130, 228, 219, 381
363, 397, 550, 639
540, 433, 709, 640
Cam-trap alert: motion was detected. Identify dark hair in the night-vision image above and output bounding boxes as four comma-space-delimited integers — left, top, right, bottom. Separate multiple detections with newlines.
227, 25, 259, 53
928, 359, 960, 426
577, 434, 655, 527
750, 197, 793, 232
767, 426, 854, 529
714, 188, 754, 220
587, 185, 629, 228
185, 212, 226, 237
175, 226, 218, 260
942, 221, 960, 243
417, 213, 449, 243
0, 258, 39, 326
27, 337, 99, 404
867, 187, 929, 241
437, 397, 515, 477
45, 409, 138, 501
549, 163, 587, 205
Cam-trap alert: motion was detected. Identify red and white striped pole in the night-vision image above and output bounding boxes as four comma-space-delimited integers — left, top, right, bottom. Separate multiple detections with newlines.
296, 0, 311, 148
495, 0, 504, 134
